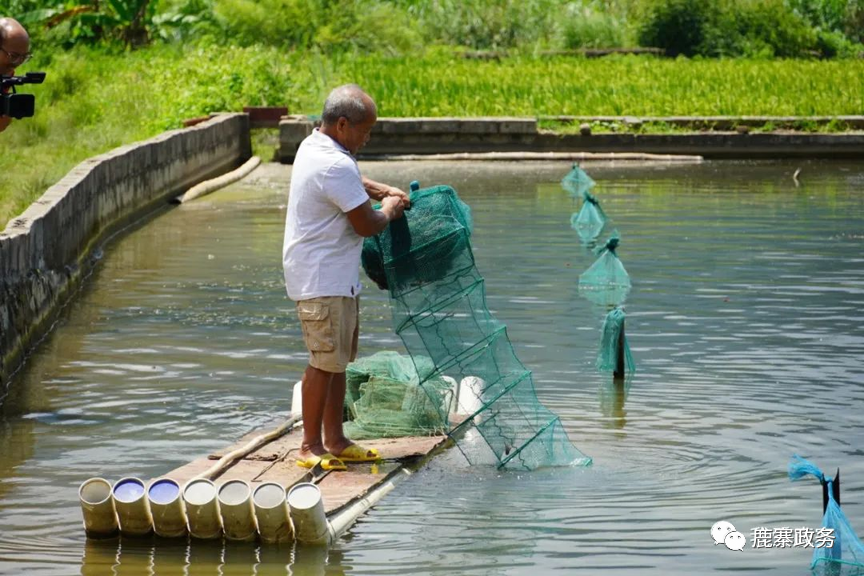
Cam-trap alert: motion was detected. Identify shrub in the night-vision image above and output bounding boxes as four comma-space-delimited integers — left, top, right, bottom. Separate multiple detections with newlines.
640, 0, 819, 58
637, 0, 717, 57
733, 0, 817, 58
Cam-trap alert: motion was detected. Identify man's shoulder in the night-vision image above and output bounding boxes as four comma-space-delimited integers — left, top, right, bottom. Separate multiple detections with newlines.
297, 136, 354, 171
325, 152, 359, 177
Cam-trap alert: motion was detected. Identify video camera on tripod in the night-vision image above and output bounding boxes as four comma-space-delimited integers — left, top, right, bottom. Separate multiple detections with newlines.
1, 72, 46, 119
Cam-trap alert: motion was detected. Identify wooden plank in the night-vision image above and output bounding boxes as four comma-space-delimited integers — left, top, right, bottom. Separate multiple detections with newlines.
210, 430, 451, 463
255, 459, 310, 487
207, 427, 300, 460
160, 419, 461, 517
319, 461, 403, 514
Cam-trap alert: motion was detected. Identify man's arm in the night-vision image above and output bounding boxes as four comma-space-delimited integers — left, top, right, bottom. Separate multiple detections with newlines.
346, 196, 405, 237
362, 176, 411, 207
0, 116, 11, 133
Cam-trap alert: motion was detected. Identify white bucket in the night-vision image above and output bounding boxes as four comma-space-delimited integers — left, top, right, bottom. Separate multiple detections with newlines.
78, 478, 119, 539
183, 478, 222, 539
147, 478, 187, 538
287, 482, 330, 545
112, 477, 153, 536
218, 480, 258, 542
253, 482, 293, 544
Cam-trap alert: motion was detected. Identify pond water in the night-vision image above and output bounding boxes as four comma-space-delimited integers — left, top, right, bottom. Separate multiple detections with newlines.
1, 160, 863, 575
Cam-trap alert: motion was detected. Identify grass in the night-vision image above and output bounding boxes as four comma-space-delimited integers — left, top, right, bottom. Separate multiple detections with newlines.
539, 118, 863, 134
2, 44, 863, 227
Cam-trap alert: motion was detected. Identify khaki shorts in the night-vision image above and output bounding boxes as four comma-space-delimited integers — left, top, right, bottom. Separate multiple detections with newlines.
296, 296, 359, 373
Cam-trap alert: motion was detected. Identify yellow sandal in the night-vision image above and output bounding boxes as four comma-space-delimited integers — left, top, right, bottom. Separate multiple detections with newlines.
334, 444, 380, 463
295, 452, 347, 471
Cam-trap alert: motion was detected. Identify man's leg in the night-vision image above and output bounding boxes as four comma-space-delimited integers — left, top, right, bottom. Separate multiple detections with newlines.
323, 371, 351, 456
300, 365, 334, 457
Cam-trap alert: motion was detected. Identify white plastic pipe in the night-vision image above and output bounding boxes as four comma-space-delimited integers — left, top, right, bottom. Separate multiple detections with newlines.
457, 376, 486, 416
175, 155, 261, 203
111, 477, 153, 537
79, 478, 119, 539
183, 479, 222, 539
287, 483, 330, 545
328, 468, 412, 541
147, 478, 187, 538
441, 375, 459, 414
253, 482, 293, 544
218, 480, 258, 542
291, 380, 303, 418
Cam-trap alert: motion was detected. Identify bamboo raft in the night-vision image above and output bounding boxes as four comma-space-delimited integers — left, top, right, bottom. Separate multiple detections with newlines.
167, 420, 455, 516
79, 415, 463, 544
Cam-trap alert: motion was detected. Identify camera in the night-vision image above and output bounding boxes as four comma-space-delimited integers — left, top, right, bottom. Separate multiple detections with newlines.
1, 71, 46, 119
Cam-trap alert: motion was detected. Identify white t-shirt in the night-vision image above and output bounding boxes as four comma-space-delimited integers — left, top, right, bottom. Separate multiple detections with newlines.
283, 129, 370, 301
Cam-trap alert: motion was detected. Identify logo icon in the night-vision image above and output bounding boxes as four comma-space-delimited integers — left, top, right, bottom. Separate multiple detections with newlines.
712, 521, 747, 551
712, 521, 736, 545
725, 531, 746, 551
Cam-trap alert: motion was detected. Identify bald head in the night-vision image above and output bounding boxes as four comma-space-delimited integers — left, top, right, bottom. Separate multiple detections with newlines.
0, 17, 30, 75
321, 84, 376, 126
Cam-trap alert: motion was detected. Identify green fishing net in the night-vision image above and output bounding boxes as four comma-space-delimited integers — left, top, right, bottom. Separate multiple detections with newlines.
578, 231, 632, 307
561, 163, 596, 196
362, 184, 591, 470
571, 189, 607, 243
596, 307, 635, 374
361, 188, 473, 292
343, 351, 452, 440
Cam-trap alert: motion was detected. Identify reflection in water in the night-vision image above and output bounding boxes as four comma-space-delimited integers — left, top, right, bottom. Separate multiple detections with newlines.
599, 375, 633, 431
1, 160, 863, 574
81, 537, 346, 576
0, 418, 34, 503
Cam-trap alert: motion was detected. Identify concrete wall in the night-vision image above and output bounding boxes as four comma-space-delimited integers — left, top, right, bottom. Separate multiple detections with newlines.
279, 116, 864, 161
0, 113, 252, 390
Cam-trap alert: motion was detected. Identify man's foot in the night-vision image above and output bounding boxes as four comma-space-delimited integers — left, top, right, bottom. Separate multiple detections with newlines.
324, 436, 353, 458
296, 442, 329, 466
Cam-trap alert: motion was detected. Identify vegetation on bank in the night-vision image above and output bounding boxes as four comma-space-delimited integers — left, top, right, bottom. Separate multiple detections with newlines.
3, 45, 862, 227
7, 0, 864, 57
1, 0, 863, 226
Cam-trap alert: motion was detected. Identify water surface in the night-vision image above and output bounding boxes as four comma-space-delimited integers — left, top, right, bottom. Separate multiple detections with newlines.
1, 160, 863, 575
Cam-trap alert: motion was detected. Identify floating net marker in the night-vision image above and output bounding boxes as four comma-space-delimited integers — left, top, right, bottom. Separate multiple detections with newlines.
596, 307, 635, 377
570, 189, 607, 243
578, 231, 631, 307
362, 183, 591, 470
561, 163, 596, 197
789, 455, 864, 573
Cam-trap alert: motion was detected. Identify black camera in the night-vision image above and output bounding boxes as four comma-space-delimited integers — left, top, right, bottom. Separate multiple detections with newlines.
1, 72, 46, 119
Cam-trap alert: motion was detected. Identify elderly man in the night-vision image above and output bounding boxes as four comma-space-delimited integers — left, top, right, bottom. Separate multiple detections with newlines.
0, 17, 31, 133
283, 84, 409, 470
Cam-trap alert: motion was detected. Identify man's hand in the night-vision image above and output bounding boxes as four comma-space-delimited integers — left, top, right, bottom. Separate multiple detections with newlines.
362, 176, 411, 208
386, 186, 411, 209
380, 195, 405, 221
0, 116, 11, 133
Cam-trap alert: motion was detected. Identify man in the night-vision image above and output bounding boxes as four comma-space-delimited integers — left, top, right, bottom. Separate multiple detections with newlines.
0, 17, 31, 133
283, 84, 409, 470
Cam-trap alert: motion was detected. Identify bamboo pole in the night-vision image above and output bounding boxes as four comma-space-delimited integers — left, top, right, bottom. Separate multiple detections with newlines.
192, 415, 301, 482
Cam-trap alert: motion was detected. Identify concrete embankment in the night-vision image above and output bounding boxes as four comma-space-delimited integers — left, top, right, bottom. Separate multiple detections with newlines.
0, 113, 252, 391
279, 116, 864, 162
